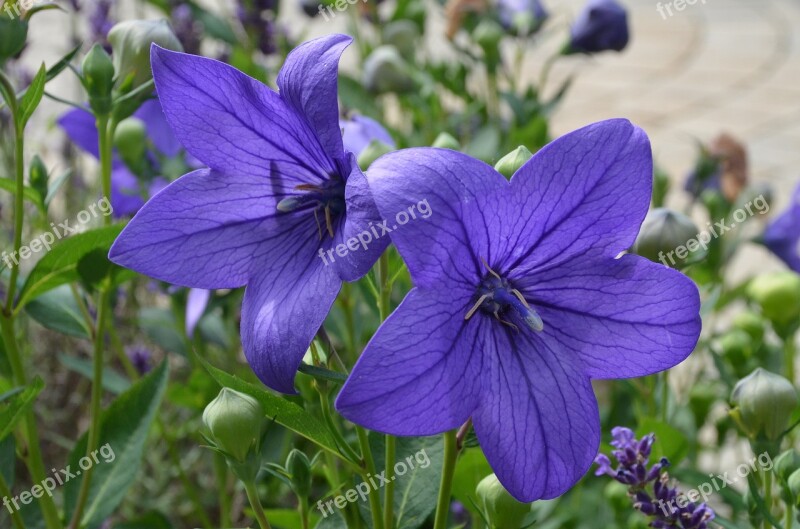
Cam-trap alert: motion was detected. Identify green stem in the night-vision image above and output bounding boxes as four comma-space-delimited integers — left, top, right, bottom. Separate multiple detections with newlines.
432, 430, 458, 529
356, 426, 384, 529
67, 113, 114, 529
383, 435, 396, 529
763, 468, 772, 529
0, 466, 26, 529
786, 503, 793, 529
5, 120, 24, 311
299, 497, 310, 529
214, 453, 232, 528
244, 480, 273, 529
784, 335, 796, 385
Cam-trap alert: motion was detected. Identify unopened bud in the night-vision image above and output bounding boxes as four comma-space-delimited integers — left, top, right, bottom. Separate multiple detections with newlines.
362, 46, 415, 94
475, 474, 531, 529
0, 16, 27, 62
747, 272, 800, 327
632, 208, 699, 267
109, 19, 182, 90
82, 44, 115, 115
28, 154, 48, 202
730, 368, 798, 442
114, 117, 148, 174
357, 139, 394, 170
432, 132, 460, 150
202, 388, 264, 463
494, 146, 533, 179
286, 449, 313, 498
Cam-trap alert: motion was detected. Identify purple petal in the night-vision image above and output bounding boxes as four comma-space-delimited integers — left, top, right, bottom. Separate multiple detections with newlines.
473, 330, 600, 502
58, 108, 99, 158
340, 115, 395, 156
277, 34, 351, 161
186, 288, 211, 337
515, 254, 701, 379
336, 288, 483, 434
242, 240, 341, 394
764, 185, 800, 272
109, 168, 283, 289
134, 98, 182, 157
151, 45, 335, 185
505, 119, 651, 277
330, 154, 390, 281
366, 148, 507, 292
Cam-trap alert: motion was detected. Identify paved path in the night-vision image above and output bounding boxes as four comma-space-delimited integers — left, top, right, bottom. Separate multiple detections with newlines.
548, 0, 800, 207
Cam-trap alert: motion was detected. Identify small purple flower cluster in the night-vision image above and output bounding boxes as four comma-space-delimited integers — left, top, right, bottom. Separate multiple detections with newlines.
595, 427, 715, 529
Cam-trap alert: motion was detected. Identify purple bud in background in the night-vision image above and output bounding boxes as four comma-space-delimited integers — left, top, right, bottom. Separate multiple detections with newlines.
340, 115, 395, 157
126, 345, 153, 375
88, 0, 114, 50
567, 0, 629, 54
171, 4, 202, 55
497, 0, 548, 35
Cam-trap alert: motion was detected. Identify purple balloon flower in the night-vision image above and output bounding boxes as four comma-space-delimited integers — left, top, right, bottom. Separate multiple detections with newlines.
568, 0, 629, 54
497, 0, 548, 33
340, 115, 395, 157
58, 99, 177, 217
109, 35, 388, 394
335, 119, 701, 502
764, 184, 800, 272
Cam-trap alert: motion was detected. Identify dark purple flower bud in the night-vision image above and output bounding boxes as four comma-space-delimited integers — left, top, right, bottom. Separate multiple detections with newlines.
171, 4, 202, 55
566, 0, 629, 54
126, 345, 152, 375
88, 0, 114, 49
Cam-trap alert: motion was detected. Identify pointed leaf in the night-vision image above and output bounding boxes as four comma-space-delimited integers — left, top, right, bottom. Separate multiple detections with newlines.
0, 377, 44, 441
18, 64, 46, 126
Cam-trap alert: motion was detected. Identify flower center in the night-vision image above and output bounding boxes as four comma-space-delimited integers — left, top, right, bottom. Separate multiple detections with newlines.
464, 261, 543, 332
276, 175, 346, 239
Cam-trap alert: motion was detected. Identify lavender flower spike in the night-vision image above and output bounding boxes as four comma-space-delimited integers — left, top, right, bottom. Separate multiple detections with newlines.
336, 119, 701, 502
110, 35, 387, 393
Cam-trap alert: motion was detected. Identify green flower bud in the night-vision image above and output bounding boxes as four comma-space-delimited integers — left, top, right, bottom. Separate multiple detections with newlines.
28, 154, 48, 202
432, 132, 460, 150
717, 329, 754, 365
108, 19, 182, 90
730, 368, 798, 442
473, 19, 504, 53
113, 117, 148, 174
202, 388, 264, 463
82, 44, 116, 115
357, 139, 394, 170
476, 474, 531, 529
384, 20, 418, 60
632, 208, 700, 267
775, 450, 800, 484
286, 449, 313, 499
0, 16, 27, 63
732, 311, 765, 345
494, 146, 533, 179
747, 272, 800, 327
362, 46, 415, 94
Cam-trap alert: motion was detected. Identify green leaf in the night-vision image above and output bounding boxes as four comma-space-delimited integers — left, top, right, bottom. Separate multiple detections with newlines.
58, 353, 131, 395
451, 447, 493, 519
139, 307, 187, 356
197, 355, 340, 455
358, 434, 444, 529
18, 64, 46, 126
636, 418, 689, 466
0, 177, 46, 213
113, 511, 173, 529
15, 225, 126, 310
0, 376, 44, 441
44, 44, 82, 84
314, 510, 347, 529
44, 168, 73, 207
25, 285, 92, 339
63, 361, 169, 528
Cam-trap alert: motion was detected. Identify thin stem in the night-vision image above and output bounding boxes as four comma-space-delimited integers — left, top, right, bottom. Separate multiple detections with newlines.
67, 289, 109, 529
244, 480, 273, 529
432, 430, 458, 529
784, 335, 796, 385
299, 496, 310, 529
214, 453, 232, 528
0, 471, 25, 529
68, 113, 114, 529
356, 426, 384, 529
383, 435, 396, 529
786, 503, 793, 529
5, 121, 24, 311
763, 468, 772, 529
